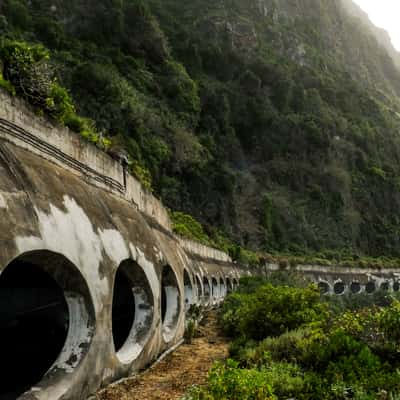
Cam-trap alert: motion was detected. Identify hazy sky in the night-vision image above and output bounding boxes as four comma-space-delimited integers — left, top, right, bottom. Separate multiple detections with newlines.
352, 0, 400, 51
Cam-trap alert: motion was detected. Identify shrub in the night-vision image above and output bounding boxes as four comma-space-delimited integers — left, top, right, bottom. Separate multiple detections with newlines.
170, 211, 214, 246
254, 328, 312, 365
262, 362, 305, 398
161, 60, 200, 124
130, 160, 153, 191
5, 0, 32, 30
306, 330, 382, 381
0, 39, 52, 107
0, 39, 111, 148
0, 69, 15, 95
221, 283, 325, 340
47, 83, 75, 122
379, 299, 400, 342
186, 359, 276, 400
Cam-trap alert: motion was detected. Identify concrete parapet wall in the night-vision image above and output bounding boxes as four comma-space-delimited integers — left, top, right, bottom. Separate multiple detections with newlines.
264, 263, 400, 276
0, 89, 172, 231
177, 237, 232, 263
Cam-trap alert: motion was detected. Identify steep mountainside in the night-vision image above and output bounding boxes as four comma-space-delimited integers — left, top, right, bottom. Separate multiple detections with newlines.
2, 0, 400, 257
340, 0, 400, 69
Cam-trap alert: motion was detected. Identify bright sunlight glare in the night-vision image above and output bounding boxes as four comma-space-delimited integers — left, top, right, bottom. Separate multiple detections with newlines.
352, 0, 400, 51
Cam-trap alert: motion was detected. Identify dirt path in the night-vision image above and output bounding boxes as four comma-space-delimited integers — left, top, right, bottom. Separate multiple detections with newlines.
95, 311, 229, 400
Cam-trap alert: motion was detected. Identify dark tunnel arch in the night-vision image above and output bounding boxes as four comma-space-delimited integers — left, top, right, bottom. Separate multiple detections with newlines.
195, 275, 202, 301
211, 277, 219, 300
350, 281, 362, 294
366, 281, 376, 294
333, 281, 345, 295
112, 259, 154, 363
318, 281, 330, 295
0, 250, 95, 399
161, 265, 181, 342
393, 281, 400, 292
183, 270, 194, 310
219, 277, 226, 298
380, 281, 390, 291
226, 278, 233, 294
202, 276, 211, 302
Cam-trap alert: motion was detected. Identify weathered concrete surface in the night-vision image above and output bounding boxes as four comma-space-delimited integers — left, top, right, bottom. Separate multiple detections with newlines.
0, 89, 170, 231
0, 89, 242, 400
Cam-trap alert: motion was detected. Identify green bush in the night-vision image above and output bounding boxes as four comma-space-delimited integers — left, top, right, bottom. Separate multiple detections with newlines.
161, 60, 200, 124
47, 83, 75, 122
0, 39, 52, 107
170, 211, 214, 246
379, 299, 400, 342
0, 70, 15, 95
221, 283, 325, 340
5, 0, 32, 30
206, 278, 400, 400
0, 39, 111, 148
186, 360, 276, 400
252, 328, 312, 365
262, 362, 305, 398
130, 160, 153, 191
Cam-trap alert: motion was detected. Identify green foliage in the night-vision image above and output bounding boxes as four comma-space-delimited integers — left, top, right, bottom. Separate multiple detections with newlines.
221, 283, 325, 340
161, 60, 200, 124
184, 319, 196, 344
235, 248, 261, 268
3, 0, 400, 260
379, 299, 400, 342
47, 83, 75, 121
5, 0, 32, 30
186, 359, 276, 400
130, 160, 153, 191
0, 39, 52, 107
189, 277, 400, 400
0, 39, 110, 148
0, 69, 15, 94
262, 362, 306, 399
170, 211, 214, 246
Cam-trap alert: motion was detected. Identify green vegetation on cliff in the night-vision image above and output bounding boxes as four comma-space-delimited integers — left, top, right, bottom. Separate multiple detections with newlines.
2, 0, 400, 258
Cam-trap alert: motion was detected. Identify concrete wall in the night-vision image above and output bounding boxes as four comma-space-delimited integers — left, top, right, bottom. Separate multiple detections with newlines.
0, 90, 242, 400
0, 90, 172, 231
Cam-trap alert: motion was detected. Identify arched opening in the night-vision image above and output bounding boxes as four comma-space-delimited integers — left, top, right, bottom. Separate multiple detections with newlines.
233, 278, 239, 289
202, 277, 210, 302
112, 269, 135, 352
112, 259, 154, 363
211, 277, 219, 300
195, 275, 202, 302
226, 278, 233, 294
350, 281, 361, 294
183, 270, 194, 311
219, 278, 226, 298
366, 281, 376, 294
333, 281, 345, 295
0, 251, 94, 399
161, 265, 181, 342
318, 281, 330, 295
393, 281, 400, 292
380, 281, 390, 291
